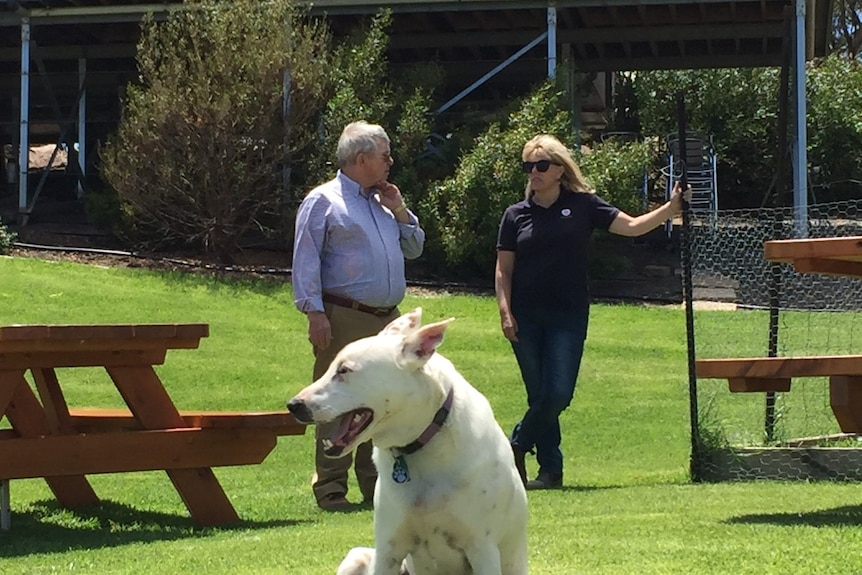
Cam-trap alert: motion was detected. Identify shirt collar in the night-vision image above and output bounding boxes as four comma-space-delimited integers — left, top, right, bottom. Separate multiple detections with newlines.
337, 170, 373, 199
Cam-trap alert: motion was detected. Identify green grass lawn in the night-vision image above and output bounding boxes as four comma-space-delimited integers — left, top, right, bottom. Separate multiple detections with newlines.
1, 255, 862, 574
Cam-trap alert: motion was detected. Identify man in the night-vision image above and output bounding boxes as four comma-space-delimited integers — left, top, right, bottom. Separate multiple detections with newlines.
292, 121, 426, 511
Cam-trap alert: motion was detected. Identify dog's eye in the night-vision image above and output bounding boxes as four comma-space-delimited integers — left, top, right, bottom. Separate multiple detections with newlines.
336, 365, 352, 376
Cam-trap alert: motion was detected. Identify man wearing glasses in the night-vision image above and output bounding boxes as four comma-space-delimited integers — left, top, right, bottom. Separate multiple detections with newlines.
292, 121, 426, 511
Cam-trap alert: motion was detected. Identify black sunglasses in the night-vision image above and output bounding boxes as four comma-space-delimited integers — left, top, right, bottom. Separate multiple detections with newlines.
522, 160, 558, 173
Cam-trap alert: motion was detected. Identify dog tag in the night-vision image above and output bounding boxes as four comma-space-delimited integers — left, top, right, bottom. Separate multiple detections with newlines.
392, 455, 410, 483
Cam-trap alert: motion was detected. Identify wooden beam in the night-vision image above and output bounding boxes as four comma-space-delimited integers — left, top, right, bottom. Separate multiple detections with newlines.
0, 428, 278, 480
793, 257, 862, 278
764, 236, 862, 263
696, 355, 862, 379
728, 377, 791, 392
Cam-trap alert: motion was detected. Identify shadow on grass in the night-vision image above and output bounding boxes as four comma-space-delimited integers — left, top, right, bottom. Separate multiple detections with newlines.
726, 504, 862, 527
529, 485, 624, 494
0, 499, 310, 557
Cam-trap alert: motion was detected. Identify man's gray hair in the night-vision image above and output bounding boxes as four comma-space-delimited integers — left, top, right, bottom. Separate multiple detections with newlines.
336, 121, 390, 167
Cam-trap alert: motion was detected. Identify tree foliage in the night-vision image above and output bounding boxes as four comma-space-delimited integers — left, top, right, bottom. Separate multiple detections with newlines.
633, 68, 781, 208
422, 77, 652, 277
632, 56, 862, 208
422, 81, 576, 277
100, 0, 333, 262
294, 11, 443, 213
806, 55, 862, 202
831, 0, 862, 59
579, 138, 653, 216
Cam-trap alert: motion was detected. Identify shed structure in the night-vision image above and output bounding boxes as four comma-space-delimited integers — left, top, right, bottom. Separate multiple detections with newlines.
0, 0, 835, 223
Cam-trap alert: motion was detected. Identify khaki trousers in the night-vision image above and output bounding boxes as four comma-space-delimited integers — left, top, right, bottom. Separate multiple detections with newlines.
311, 302, 400, 503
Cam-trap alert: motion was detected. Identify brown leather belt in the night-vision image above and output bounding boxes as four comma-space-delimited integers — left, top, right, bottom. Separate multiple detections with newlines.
322, 293, 397, 317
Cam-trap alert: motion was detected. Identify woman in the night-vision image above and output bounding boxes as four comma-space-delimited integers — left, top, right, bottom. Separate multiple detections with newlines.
496, 134, 689, 490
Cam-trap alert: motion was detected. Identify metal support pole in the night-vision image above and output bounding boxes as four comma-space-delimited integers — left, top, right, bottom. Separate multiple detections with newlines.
77, 57, 87, 199
1, 480, 10, 530
282, 69, 292, 202
792, 0, 809, 237
18, 19, 31, 224
547, 6, 557, 78
435, 31, 548, 115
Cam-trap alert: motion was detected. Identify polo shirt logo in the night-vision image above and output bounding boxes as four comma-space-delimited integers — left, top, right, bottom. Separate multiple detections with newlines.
560, 208, 572, 218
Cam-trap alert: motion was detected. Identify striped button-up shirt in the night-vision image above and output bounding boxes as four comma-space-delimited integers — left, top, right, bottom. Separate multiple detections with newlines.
292, 171, 425, 313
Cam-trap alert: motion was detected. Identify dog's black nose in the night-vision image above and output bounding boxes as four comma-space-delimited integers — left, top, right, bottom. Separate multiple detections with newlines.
287, 398, 314, 423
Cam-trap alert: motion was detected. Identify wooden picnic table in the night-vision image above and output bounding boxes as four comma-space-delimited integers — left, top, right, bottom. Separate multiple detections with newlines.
763, 235, 862, 278
0, 323, 306, 528
696, 236, 862, 433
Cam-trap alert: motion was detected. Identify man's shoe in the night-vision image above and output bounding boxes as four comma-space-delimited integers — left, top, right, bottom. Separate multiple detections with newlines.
511, 444, 528, 486
526, 473, 563, 491
317, 493, 354, 512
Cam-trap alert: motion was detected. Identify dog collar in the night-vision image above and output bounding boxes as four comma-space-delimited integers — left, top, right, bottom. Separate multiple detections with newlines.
393, 386, 454, 456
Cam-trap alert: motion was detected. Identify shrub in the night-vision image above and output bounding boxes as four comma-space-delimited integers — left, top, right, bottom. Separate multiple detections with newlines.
632, 58, 862, 208
0, 219, 15, 254
633, 67, 780, 209
579, 138, 653, 216
422, 77, 652, 280
100, 0, 333, 262
806, 55, 862, 203
292, 11, 443, 216
423, 80, 577, 278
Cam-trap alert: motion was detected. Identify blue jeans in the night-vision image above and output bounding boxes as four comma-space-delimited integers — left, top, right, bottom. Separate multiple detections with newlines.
509, 305, 589, 477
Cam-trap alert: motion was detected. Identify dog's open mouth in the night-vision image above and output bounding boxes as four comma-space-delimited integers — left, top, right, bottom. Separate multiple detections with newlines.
322, 408, 374, 457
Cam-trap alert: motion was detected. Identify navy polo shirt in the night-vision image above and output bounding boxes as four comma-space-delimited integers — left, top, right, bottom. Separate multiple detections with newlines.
496, 188, 619, 311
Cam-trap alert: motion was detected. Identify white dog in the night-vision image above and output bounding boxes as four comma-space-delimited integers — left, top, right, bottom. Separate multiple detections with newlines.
287, 308, 528, 575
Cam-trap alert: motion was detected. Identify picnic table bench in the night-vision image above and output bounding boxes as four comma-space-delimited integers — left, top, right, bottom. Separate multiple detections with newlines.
695, 355, 862, 433
0, 323, 306, 529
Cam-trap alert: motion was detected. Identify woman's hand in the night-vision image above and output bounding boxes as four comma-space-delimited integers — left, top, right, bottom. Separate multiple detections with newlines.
500, 310, 519, 342
670, 182, 693, 215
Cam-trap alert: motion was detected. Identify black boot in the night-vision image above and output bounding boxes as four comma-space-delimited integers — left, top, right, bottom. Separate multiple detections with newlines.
526, 472, 563, 490
511, 444, 527, 486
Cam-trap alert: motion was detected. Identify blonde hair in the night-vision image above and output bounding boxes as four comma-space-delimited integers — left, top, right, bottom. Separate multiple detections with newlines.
522, 134, 593, 199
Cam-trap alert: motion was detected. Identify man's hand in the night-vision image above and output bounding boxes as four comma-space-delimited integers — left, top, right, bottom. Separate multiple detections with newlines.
375, 180, 403, 210
307, 311, 332, 350
375, 180, 411, 223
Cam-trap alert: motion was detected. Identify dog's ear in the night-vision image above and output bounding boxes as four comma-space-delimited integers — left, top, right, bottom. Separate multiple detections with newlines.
380, 307, 423, 336
398, 317, 454, 368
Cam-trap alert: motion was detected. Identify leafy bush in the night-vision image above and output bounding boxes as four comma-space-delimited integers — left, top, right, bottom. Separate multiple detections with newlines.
806, 55, 862, 202
579, 138, 652, 215
633, 58, 862, 208
633, 68, 780, 209
293, 11, 443, 214
423, 80, 577, 277
0, 219, 15, 254
100, 0, 334, 262
421, 76, 654, 279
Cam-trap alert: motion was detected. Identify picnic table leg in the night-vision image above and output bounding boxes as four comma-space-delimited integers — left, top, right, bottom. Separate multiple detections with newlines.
1, 370, 100, 508
830, 375, 862, 433
31, 368, 75, 432
106, 365, 240, 526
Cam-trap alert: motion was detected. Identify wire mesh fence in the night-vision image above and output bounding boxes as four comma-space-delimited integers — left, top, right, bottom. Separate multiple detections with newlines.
688, 199, 862, 481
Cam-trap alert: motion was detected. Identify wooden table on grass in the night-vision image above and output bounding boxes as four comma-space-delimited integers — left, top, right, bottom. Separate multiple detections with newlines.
696, 236, 862, 433
763, 235, 862, 278
0, 323, 305, 528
